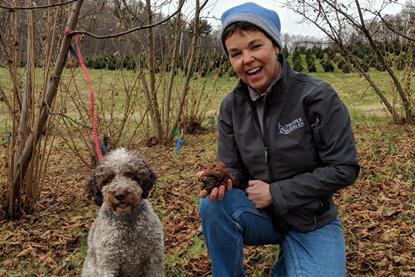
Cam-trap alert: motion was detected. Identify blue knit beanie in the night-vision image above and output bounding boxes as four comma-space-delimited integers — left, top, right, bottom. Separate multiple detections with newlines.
220, 2, 282, 53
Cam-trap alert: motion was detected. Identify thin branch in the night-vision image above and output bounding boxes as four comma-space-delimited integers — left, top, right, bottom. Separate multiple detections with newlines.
69, 0, 185, 39
354, 0, 366, 29
0, 0, 77, 11
49, 112, 90, 129
324, 0, 362, 30
12, 0, 84, 199
120, 0, 145, 25
287, 1, 338, 43
374, 11, 415, 42
0, 86, 16, 119
286, 0, 399, 121
200, 0, 209, 10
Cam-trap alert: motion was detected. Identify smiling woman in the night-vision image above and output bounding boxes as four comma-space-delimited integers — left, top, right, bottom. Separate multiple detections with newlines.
197, 2, 360, 276
224, 26, 281, 94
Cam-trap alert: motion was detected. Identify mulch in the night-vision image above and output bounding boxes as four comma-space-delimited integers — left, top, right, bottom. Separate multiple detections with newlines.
0, 123, 414, 276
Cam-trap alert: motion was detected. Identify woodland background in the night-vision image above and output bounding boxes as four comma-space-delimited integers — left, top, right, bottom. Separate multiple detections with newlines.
0, 0, 414, 275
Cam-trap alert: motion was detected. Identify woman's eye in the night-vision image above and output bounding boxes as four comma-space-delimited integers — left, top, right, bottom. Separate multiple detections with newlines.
230, 52, 241, 58
252, 44, 261, 49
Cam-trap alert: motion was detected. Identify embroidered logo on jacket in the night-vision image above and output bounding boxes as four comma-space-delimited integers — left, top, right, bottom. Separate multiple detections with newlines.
278, 118, 305, 134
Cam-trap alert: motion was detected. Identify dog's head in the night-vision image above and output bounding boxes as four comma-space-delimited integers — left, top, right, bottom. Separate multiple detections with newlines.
85, 148, 157, 214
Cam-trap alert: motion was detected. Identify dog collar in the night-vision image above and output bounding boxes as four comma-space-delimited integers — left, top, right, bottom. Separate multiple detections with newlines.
109, 202, 145, 222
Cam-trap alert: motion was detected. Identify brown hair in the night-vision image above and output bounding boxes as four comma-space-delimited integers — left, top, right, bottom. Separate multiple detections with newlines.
222, 21, 279, 49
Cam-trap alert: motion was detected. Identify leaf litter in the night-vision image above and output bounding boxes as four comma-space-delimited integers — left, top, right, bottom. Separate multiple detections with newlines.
0, 123, 414, 276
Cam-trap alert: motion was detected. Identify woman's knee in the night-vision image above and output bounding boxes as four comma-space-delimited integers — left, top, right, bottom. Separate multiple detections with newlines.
281, 219, 346, 276
199, 188, 247, 220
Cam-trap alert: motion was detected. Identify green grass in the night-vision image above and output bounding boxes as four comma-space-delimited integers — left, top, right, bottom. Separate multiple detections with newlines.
186, 237, 205, 258
67, 231, 89, 272
1, 64, 412, 139
1, 63, 414, 275
165, 255, 186, 276
313, 71, 390, 123
164, 238, 207, 276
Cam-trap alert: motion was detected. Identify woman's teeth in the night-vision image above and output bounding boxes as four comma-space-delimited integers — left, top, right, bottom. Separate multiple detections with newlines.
247, 67, 261, 75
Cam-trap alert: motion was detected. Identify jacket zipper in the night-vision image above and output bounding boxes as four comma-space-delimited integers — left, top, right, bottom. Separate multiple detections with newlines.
239, 87, 275, 181
263, 96, 274, 181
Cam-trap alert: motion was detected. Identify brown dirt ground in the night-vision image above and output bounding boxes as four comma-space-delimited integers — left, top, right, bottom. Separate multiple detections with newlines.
0, 123, 414, 276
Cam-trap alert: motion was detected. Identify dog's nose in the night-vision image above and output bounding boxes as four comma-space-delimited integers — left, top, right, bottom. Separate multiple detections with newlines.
114, 191, 127, 201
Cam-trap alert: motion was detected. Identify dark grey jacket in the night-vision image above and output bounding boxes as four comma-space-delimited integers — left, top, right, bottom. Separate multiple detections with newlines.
218, 56, 360, 232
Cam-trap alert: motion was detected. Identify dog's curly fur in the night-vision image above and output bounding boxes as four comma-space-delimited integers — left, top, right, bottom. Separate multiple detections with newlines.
85, 148, 156, 206
82, 148, 164, 277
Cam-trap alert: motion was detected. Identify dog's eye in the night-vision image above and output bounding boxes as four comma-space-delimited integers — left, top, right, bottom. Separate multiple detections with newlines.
123, 171, 133, 178
123, 172, 141, 185
102, 173, 115, 185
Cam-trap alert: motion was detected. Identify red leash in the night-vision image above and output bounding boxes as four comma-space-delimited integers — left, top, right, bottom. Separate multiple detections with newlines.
66, 28, 103, 161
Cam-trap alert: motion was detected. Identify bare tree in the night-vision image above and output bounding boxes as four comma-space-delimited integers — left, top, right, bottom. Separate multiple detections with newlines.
168, 0, 209, 140
163, 0, 185, 136
286, 0, 415, 124
1, 0, 218, 219
111, 0, 210, 143
1, 0, 84, 219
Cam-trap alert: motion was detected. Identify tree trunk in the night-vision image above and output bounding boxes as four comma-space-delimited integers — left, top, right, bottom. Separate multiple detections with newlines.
344, 48, 399, 122
353, 0, 414, 123
288, 0, 414, 124
163, 0, 184, 142
168, 0, 202, 140
10, 0, 84, 218
144, 0, 163, 141
7, 8, 20, 218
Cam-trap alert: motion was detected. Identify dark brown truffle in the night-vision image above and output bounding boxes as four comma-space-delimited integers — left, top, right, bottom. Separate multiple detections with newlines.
198, 162, 233, 194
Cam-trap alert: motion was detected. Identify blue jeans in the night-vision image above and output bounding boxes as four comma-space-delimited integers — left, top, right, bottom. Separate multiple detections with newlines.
199, 189, 346, 277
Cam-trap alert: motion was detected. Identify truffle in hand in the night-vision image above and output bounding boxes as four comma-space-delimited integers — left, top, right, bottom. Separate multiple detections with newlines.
198, 162, 233, 194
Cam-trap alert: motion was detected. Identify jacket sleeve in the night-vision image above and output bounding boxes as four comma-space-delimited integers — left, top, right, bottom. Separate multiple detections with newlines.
217, 93, 250, 189
269, 84, 360, 215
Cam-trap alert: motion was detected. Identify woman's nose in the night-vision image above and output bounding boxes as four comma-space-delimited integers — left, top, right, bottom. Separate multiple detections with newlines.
242, 52, 254, 64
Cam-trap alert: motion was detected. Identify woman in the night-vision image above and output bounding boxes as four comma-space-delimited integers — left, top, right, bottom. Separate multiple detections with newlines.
198, 2, 360, 276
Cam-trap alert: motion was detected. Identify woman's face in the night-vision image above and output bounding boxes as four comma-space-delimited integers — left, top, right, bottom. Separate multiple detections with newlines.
225, 29, 280, 93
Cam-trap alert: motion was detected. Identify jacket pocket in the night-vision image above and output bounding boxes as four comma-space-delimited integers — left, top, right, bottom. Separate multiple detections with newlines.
315, 198, 330, 216
280, 199, 328, 232
310, 116, 324, 149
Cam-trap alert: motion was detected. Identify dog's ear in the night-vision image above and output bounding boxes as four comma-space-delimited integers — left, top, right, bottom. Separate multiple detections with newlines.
141, 163, 157, 199
85, 165, 116, 206
85, 172, 103, 206
129, 158, 157, 199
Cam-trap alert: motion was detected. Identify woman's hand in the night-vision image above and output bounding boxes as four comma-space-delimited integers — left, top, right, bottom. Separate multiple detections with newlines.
197, 171, 233, 201
246, 180, 272, 208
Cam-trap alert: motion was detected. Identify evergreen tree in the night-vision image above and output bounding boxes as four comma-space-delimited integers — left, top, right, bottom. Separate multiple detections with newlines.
312, 46, 323, 59
106, 56, 118, 70
315, 47, 324, 59
324, 47, 336, 60
282, 47, 289, 58
320, 57, 334, 72
293, 57, 304, 72
305, 50, 316, 72
292, 48, 304, 72
337, 57, 352, 73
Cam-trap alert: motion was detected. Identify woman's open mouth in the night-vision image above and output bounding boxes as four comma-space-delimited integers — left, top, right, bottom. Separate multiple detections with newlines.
247, 67, 262, 76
